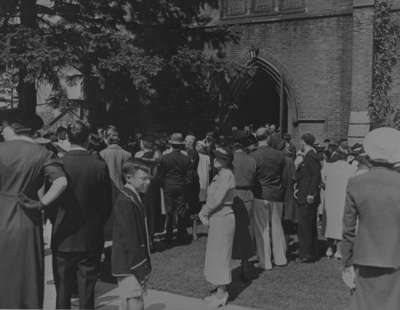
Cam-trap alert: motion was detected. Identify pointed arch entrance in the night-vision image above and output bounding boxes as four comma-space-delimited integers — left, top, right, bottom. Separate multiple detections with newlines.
231, 57, 298, 134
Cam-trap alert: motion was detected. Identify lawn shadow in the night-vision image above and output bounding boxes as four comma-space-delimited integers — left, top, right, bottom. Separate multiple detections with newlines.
286, 239, 330, 263
228, 264, 263, 302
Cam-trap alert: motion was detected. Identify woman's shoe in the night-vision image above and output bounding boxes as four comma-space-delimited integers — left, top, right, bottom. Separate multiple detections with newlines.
334, 243, 342, 260
326, 247, 334, 258
206, 292, 228, 308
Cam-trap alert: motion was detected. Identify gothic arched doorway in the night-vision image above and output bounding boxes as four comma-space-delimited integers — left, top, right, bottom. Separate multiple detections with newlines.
231, 57, 297, 134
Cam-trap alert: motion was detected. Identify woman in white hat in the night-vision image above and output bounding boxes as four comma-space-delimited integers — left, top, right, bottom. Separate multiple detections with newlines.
199, 147, 236, 308
342, 127, 400, 310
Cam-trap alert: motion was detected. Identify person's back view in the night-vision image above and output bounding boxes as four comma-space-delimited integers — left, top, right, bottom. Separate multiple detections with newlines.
100, 126, 132, 200
52, 122, 112, 310
250, 128, 287, 270
342, 127, 400, 310
100, 126, 131, 243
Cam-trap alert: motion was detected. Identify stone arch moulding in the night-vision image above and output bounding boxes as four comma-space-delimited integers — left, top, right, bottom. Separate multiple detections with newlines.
231, 55, 299, 132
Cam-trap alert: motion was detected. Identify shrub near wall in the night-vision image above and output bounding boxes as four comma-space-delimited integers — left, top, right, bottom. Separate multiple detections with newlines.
370, 0, 400, 128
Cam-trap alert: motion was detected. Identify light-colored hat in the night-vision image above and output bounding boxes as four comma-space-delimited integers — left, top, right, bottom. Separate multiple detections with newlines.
364, 127, 400, 164
255, 127, 269, 140
169, 133, 185, 145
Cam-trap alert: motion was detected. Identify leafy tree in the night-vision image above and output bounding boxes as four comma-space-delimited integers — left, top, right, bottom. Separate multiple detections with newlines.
0, 0, 238, 133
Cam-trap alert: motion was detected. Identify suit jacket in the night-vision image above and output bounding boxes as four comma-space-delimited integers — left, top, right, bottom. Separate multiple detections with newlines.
233, 151, 256, 189
295, 149, 321, 205
342, 167, 400, 269
51, 150, 112, 252
157, 149, 192, 189
112, 186, 151, 282
250, 145, 286, 202
100, 144, 132, 202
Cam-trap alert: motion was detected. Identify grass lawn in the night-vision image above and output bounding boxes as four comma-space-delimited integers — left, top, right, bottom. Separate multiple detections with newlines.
148, 226, 350, 310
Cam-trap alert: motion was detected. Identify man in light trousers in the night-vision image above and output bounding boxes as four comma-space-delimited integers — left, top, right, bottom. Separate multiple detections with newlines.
251, 127, 287, 270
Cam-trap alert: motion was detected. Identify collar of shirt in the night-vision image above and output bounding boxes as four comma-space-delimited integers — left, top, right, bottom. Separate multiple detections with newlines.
107, 144, 122, 150
125, 184, 142, 203
69, 145, 87, 151
8, 135, 36, 143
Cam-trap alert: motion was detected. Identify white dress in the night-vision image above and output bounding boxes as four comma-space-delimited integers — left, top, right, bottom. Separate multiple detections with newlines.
200, 169, 236, 286
323, 160, 356, 240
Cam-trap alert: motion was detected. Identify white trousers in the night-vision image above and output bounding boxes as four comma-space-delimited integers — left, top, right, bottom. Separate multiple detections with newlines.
253, 199, 287, 269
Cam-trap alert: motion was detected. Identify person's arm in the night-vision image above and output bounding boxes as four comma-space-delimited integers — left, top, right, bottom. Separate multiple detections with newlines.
341, 184, 358, 290
305, 154, 321, 203
41, 158, 68, 207
199, 171, 232, 218
114, 197, 149, 283
40, 177, 67, 207
342, 186, 358, 269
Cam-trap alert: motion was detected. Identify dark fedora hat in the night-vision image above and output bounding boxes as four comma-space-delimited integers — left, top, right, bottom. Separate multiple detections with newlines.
169, 133, 185, 145
0, 108, 44, 133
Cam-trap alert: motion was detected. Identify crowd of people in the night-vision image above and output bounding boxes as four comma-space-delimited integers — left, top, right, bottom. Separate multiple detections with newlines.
0, 108, 399, 310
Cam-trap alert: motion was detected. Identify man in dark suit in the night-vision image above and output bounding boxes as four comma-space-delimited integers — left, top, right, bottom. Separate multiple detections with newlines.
251, 127, 287, 270
51, 121, 112, 309
158, 133, 192, 244
342, 127, 400, 310
294, 133, 321, 263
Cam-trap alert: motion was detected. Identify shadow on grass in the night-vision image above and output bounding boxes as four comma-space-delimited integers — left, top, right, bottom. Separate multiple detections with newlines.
228, 264, 263, 302
286, 239, 330, 263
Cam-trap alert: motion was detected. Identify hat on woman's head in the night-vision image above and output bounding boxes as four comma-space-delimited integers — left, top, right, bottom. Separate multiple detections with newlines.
0, 108, 44, 133
169, 133, 185, 145
214, 146, 233, 162
364, 127, 400, 164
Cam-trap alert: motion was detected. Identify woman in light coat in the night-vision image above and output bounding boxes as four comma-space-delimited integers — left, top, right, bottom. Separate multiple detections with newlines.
322, 152, 356, 258
199, 147, 236, 308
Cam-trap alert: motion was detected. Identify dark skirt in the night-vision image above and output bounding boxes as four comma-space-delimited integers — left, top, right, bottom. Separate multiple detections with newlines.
232, 197, 253, 260
350, 265, 400, 310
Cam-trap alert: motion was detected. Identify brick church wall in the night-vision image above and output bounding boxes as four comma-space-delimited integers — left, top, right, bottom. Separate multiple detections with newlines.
223, 14, 353, 142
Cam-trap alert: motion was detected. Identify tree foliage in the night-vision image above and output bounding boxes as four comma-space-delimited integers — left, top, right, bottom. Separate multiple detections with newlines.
0, 0, 238, 132
369, 0, 400, 129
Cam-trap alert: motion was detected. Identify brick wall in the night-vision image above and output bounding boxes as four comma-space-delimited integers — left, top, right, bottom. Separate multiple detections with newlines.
224, 15, 353, 142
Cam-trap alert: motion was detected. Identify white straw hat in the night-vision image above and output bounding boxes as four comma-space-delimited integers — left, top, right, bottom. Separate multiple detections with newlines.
363, 127, 400, 164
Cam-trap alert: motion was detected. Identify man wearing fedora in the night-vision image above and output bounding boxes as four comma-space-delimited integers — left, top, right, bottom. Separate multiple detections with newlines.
342, 127, 400, 310
158, 133, 192, 244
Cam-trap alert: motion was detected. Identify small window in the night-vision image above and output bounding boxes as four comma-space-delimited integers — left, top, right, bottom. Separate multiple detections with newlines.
222, 0, 247, 16
280, 0, 305, 12
252, 0, 277, 13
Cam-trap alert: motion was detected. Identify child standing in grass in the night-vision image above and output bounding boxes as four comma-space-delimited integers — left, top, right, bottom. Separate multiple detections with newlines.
112, 159, 152, 310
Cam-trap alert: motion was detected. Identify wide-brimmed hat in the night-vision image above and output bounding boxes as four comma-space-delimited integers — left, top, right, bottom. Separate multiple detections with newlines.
364, 127, 400, 164
0, 108, 44, 133
169, 133, 185, 145
213, 147, 233, 162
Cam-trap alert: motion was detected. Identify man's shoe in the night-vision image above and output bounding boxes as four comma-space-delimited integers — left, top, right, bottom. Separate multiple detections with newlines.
295, 257, 314, 264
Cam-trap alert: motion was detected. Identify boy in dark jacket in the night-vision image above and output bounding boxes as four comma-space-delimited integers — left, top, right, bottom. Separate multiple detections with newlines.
112, 159, 152, 310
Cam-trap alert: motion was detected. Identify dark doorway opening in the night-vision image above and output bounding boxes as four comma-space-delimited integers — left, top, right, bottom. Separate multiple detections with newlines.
233, 69, 282, 130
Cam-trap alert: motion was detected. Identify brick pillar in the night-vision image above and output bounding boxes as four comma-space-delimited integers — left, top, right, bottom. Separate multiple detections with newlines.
348, 0, 375, 145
